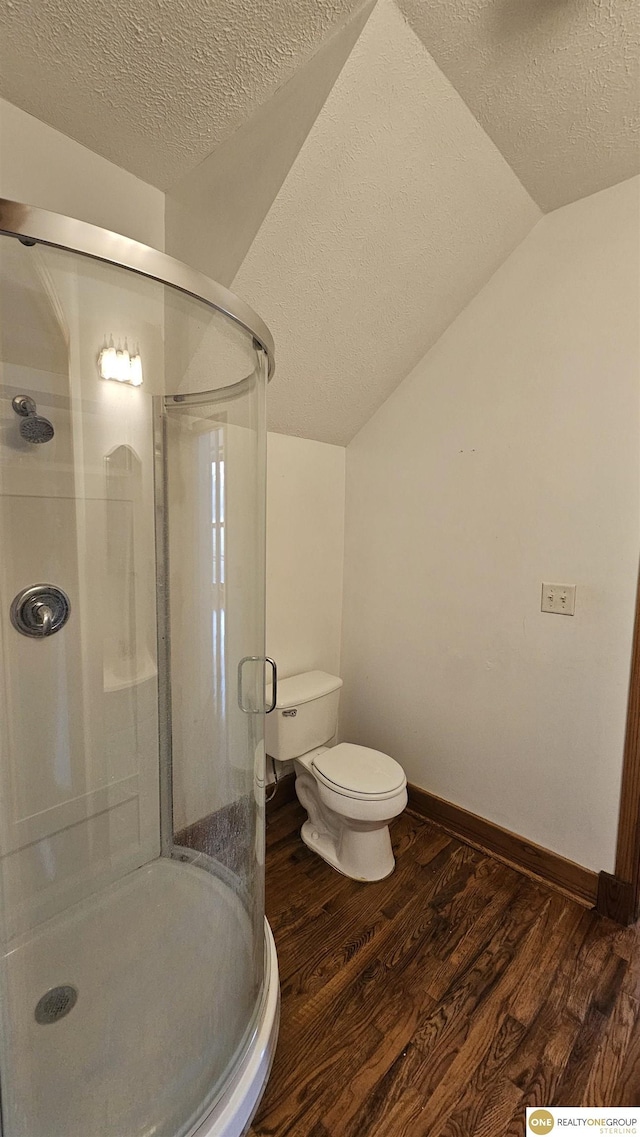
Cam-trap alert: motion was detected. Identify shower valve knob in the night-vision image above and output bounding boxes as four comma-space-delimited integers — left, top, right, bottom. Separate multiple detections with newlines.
10, 585, 70, 638
33, 603, 53, 635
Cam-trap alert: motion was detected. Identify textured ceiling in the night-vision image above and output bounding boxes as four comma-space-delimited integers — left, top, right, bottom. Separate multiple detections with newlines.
165, 4, 375, 287
0, 0, 636, 209
399, 0, 640, 212
1, 0, 637, 448
232, 0, 541, 445
0, 0, 365, 190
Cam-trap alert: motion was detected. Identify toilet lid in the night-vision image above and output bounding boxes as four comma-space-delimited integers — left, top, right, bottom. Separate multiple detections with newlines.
312, 743, 406, 798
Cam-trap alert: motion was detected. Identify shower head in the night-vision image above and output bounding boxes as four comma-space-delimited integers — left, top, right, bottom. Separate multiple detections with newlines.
12, 395, 55, 444
19, 415, 55, 444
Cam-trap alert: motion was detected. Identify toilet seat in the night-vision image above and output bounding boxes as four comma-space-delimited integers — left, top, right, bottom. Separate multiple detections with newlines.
312, 743, 406, 801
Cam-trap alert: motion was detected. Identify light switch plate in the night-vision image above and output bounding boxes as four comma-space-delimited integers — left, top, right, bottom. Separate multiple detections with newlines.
541, 583, 576, 615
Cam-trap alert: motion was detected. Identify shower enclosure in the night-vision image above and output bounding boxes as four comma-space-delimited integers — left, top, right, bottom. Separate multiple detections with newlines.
0, 200, 279, 1137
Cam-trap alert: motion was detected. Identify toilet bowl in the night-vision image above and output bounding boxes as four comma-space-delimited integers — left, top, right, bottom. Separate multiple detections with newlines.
294, 744, 407, 881
265, 671, 407, 881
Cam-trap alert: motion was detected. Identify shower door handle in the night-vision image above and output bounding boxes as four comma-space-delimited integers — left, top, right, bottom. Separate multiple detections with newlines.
265, 657, 277, 713
237, 656, 278, 714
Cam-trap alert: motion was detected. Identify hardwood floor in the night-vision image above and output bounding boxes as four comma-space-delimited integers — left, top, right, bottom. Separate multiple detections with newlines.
250, 799, 640, 1137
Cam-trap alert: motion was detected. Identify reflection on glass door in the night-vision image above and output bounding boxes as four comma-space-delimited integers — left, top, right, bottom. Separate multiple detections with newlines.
211, 426, 226, 726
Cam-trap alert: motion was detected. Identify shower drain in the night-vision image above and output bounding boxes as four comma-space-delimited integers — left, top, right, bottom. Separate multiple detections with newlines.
34, 985, 78, 1025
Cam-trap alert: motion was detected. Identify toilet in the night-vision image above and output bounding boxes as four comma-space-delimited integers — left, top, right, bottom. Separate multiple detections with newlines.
265, 671, 407, 881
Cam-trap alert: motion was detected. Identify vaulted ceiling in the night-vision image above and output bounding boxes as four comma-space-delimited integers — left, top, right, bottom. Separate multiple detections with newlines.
0, 0, 367, 190
231, 0, 541, 444
2, 0, 635, 208
1, 0, 637, 443
400, 0, 640, 213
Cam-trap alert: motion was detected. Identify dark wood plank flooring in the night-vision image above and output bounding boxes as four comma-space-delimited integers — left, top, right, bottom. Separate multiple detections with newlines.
250, 799, 640, 1137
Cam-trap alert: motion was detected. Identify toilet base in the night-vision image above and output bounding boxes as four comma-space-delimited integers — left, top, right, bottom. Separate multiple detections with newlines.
292, 751, 406, 883
299, 817, 396, 882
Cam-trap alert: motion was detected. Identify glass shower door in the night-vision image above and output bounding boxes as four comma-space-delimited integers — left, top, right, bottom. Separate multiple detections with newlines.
0, 223, 270, 1137
163, 369, 268, 1080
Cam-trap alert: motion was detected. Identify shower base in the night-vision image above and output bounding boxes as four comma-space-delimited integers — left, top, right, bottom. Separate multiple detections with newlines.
1, 859, 279, 1137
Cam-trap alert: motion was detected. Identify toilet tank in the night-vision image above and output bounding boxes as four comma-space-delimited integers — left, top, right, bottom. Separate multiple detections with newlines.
265, 671, 343, 762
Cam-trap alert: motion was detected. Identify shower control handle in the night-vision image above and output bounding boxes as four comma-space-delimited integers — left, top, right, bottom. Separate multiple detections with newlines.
33, 603, 53, 635
10, 585, 70, 638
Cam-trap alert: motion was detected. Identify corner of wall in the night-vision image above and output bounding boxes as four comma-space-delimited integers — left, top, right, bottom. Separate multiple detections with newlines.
0, 97, 165, 249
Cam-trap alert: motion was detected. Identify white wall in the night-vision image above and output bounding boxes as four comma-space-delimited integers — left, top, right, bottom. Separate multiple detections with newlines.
341, 176, 640, 873
0, 98, 165, 249
267, 432, 345, 680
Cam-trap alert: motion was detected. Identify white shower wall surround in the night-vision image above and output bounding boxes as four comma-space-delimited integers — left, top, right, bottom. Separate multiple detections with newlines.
0, 201, 279, 1137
